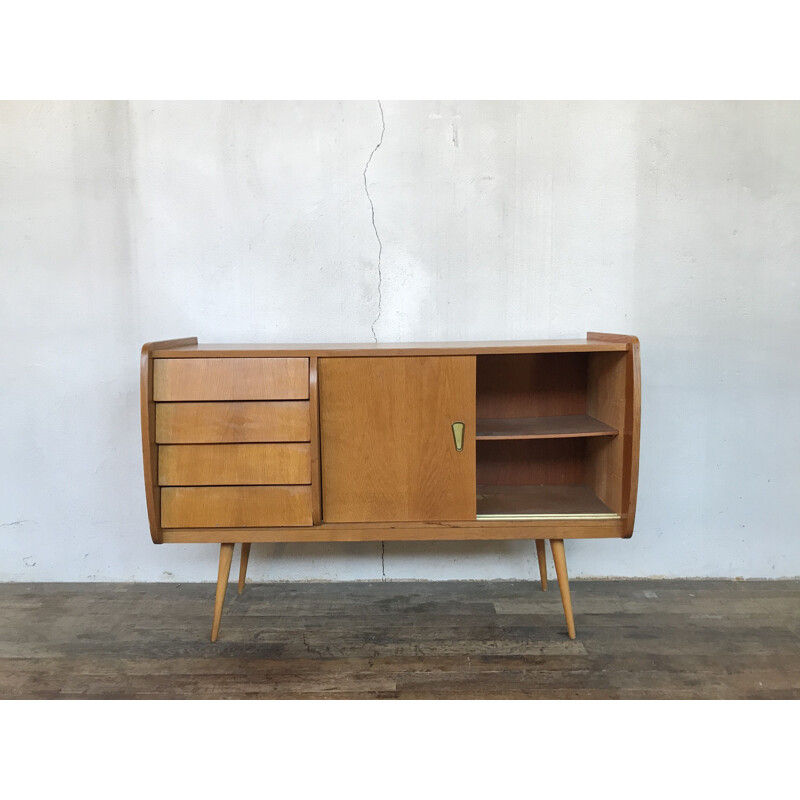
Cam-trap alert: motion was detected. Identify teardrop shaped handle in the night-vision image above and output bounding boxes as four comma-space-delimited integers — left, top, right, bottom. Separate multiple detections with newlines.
452, 421, 465, 452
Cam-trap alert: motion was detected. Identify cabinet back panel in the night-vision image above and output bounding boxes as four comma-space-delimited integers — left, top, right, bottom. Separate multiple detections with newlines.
476, 439, 587, 486
476, 353, 588, 418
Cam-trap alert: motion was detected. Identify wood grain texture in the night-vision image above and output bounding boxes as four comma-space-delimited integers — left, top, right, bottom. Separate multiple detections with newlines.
624, 337, 641, 536
586, 352, 628, 515
309, 357, 322, 525
141, 337, 198, 544
320, 356, 476, 522
476, 414, 618, 440
535, 540, 548, 591
550, 539, 576, 639
587, 332, 641, 534
476, 353, 592, 487
158, 443, 311, 486
161, 486, 312, 528
142, 335, 640, 570
155, 401, 310, 443
238, 543, 251, 594
476, 352, 590, 419
586, 332, 634, 343
161, 519, 626, 543
476, 438, 588, 486
5, 581, 797, 698
153, 358, 308, 401
152, 339, 630, 358
211, 544, 234, 642
476, 484, 616, 518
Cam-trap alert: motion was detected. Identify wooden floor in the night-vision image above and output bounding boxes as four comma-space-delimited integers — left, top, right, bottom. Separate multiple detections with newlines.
1, 580, 798, 699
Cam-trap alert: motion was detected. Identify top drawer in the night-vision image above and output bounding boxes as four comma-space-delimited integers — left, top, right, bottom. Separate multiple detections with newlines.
154, 358, 308, 401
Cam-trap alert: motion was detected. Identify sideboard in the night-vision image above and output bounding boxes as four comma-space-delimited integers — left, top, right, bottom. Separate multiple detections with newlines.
140, 333, 640, 641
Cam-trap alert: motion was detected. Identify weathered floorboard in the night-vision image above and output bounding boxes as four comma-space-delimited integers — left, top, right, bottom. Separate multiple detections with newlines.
0, 580, 798, 699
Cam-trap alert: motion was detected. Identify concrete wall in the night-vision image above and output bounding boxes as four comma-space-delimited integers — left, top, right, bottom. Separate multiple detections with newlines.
1, 100, 798, 581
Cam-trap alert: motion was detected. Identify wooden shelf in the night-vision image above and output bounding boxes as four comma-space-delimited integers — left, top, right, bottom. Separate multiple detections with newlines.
475, 414, 618, 440
476, 484, 618, 519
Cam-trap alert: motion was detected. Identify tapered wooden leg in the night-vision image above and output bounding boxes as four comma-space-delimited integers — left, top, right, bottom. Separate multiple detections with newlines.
238, 543, 251, 594
535, 539, 548, 591
211, 543, 235, 642
550, 539, 576, 639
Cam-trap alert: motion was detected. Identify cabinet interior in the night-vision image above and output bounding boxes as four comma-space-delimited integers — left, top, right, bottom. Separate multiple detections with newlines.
475, 352, 627, 519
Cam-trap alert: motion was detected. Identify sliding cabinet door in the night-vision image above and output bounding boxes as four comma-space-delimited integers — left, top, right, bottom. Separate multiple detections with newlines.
320, 356, 476, 522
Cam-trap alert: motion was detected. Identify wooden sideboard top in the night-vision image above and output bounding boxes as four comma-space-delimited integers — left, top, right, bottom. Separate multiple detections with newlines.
151, 335, 634, 358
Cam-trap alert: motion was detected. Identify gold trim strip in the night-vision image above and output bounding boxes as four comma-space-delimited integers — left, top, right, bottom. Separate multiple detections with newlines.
476, 513, 620, 521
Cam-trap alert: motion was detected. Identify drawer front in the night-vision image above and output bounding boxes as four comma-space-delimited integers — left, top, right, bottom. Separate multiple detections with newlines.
158, 443, 311, 486
161, 486, 313, 527
155, 401, 311, 443
153, 358, 308, 401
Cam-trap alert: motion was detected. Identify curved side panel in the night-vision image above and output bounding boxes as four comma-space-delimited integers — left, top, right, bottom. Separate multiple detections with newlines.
588, 332, 640, 537
624, 337, 641, 536
141, 338, 197, 543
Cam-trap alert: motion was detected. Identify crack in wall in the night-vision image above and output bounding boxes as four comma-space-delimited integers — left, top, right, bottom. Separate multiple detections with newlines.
363, 100, 385, 343
364, 101, 388, 581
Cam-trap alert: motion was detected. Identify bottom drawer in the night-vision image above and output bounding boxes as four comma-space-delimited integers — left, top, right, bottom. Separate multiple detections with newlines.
161, 486, 312, 528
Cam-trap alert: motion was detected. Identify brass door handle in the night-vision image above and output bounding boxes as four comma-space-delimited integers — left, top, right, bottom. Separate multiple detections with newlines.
452, 421, 465, 452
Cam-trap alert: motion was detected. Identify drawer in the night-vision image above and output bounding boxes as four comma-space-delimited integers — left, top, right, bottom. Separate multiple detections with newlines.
153, 358, 308, 401
161, 486, 312, 527
155, 401, 311, 443
158, 443, 311, 486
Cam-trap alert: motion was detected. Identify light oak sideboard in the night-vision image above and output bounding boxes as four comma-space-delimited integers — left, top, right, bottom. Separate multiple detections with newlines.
141, 334, 640, 641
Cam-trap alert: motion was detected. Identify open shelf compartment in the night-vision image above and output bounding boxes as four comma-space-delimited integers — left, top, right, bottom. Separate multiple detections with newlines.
475, 351, 628, 519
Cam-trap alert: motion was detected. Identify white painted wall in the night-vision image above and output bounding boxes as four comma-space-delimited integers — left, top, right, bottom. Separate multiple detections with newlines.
1, 100, 798, 581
